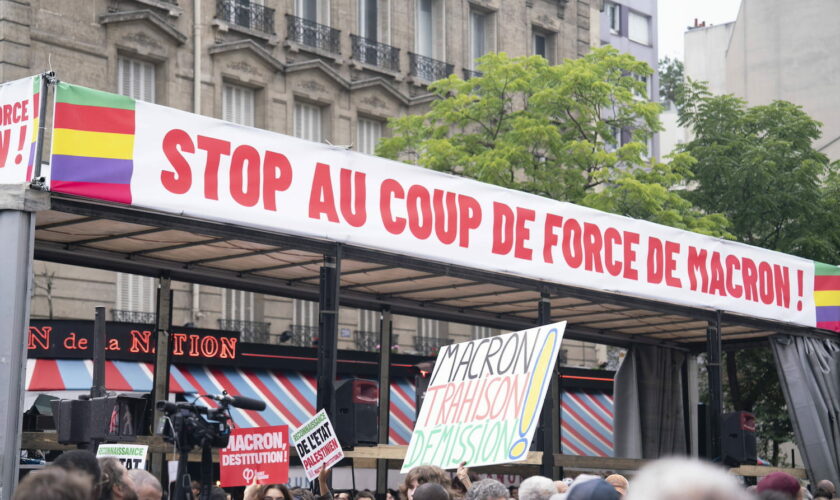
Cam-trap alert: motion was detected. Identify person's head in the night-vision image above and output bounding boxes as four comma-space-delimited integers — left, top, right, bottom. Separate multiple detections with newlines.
13, 466, 92, 500
553, 482, 568, 495
54, 449, 102, 497
192, 481, 201, 499
757, 472, 802, 500
356, 490, 376, 500
126, 469, 161, 500
413, 483, 451, 500
519, 476, 556, 500
387, 489, 400, 500
254, 484, 292, 500
604, 475, 628, 498
815, 480, 836, 500
509, 486, 519, 500
291, 487, 315, 500
625, 457, 751, 500
335, 492, 352, 500
565, 479, 620, 500
465, 479, 508, 500
209, 486, 229, 500
402, 465, 452, 500
97, 457, 137, 500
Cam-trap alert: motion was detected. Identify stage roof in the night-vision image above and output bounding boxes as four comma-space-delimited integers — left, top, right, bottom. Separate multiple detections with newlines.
33, 194, 831, 352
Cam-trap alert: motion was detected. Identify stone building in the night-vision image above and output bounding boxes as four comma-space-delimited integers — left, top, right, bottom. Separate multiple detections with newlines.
4, 0, 602, 365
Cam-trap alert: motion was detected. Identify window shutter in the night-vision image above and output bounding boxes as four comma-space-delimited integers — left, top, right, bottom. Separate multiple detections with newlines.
294, 102, 322, 142
223, 84, 255, 127
357, 118, 383, 154
118, 57, 155, 103
628, 11, 651, 45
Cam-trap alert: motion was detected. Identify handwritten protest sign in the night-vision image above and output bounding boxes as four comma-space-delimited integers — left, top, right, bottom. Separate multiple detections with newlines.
292, 409, 344, 481
220, 425, 289, 487
96, 443, 148, 470
402, 322, 565, 471
0, 75, 38, 184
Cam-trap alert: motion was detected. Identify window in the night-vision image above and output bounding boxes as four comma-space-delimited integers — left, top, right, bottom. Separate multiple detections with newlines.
417, 0, 433, 56
628, 11, 650, 45
359, 0, 378, 41
296, 0, 317, 21
294, 102, 323, 142
632, 73, 651, 99
532, 29, 555, 64
116, 273, 156, 315
606, 2, 620, 34
472, 326, 497, 339
293, 299, 318, 328
470, 10, 487, 69
605, 125, 621, 152
358, 309, 379, 332
222, 289, 254, 322
357, 117, 383, 154
418, 318, 443, 338
534, 33, 547, 59
118, 57, 155, 102
222, 84, 255, 126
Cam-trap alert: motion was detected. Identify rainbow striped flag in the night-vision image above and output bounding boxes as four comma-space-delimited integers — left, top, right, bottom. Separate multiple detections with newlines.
814, 262, 840, 332
50, 82, 135, 204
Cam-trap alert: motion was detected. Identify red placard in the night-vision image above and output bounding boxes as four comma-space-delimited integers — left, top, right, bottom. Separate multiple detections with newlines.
220, 425, 289, 487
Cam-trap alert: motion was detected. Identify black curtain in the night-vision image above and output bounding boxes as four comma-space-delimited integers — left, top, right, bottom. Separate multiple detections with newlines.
771, 335, 840, 485
614, 344, 688, 458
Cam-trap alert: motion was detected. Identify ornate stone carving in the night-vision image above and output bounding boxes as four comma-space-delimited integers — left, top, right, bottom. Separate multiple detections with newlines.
227, 60, 262, 77
123, 31, 163, 51
361, 95, 387, 109
300, 79, 326, 93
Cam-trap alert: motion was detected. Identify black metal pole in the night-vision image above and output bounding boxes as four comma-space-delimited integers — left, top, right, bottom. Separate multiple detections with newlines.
91, 306, 107, 398
316, 245, 341, 421
151, 274, 172, 481
538, 294, 560, 478
376, 308, 392, 500
706, 310, 723, 461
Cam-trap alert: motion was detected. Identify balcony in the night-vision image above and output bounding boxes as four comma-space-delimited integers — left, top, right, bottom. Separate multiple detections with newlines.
112, 309, 156, 324
413, 336, 451, 356
351, 35, 400, 72
285, 14, 340, 54
354, 330, 400, 352
409, 53, 453, 82
217, 318, 271, 343
463, 69, 483, 80
216, 0, 275, 35
289, 324, 318, 347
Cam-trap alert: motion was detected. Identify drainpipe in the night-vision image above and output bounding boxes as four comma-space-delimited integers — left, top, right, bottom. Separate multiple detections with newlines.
192, 0, 201, 325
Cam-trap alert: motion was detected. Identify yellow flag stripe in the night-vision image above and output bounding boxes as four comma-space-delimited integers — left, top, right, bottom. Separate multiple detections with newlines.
52, 128, 134, 160
814, 290, 840, 306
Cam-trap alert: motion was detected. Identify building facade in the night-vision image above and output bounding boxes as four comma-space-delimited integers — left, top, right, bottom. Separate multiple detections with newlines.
4, 0, 603, 366
599, 0, 658, 159
683, 0, 840, 161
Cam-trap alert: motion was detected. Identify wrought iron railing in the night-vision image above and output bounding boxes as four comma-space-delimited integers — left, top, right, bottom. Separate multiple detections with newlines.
463, 68, 483, 80
112, 309, 156, 324
216, 0, 275, 35
217, 318, 271, 343
285, 14, 340, 54
409, 53, 453, 82
351, 35, 400, 72
413, 336, 451, 356
289, 324, 318, 347
354, 330, 400, 352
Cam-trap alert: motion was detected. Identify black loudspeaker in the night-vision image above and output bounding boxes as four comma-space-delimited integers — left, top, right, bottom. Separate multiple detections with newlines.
335, 379, 379, 448
722, 411, 757, 466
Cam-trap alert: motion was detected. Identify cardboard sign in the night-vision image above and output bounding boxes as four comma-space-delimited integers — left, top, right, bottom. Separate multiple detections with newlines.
220, 425, 290, 487
0, 75, 38, 184
96, 443, 148, 470
402, 322, 566, 471
292, 409, 344, 481
45, 82, 829, 331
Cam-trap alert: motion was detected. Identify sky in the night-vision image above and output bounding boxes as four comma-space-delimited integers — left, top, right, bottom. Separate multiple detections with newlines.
657, 0, 743, 60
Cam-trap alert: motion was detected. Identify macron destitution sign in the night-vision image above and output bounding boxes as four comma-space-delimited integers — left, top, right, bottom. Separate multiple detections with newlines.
45, 81, 840, 332
219, 425, 290, 487
292, 409, 344, 481
401, 322, 565, 471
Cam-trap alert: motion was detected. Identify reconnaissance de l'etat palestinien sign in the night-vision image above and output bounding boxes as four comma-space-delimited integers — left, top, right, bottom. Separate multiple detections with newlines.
402, 322, 565, 471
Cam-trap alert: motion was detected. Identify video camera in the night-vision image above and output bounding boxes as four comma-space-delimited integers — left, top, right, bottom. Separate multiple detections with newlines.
156, 392, 266, 451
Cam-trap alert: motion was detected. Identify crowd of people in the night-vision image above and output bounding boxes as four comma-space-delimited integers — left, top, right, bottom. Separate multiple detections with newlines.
12, 451, 839, 500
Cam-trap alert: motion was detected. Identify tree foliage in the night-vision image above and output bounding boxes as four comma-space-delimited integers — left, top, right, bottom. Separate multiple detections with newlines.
378, 48, 730, 236
658, 56, 685, 103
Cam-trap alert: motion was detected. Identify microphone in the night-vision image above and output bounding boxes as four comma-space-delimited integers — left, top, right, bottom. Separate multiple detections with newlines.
207, 393, 266, 411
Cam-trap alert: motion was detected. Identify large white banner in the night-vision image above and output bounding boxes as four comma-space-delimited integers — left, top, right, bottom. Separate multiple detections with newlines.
0, 76, 39, 184
48, 83, 821, 330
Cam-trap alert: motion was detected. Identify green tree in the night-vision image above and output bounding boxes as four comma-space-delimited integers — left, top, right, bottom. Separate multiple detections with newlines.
658, 56, 685, 103
679, 80, 840, 465
378, 48, 729, 236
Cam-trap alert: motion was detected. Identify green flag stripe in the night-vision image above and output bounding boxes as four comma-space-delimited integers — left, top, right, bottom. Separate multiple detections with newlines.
814, 262, 840, 276
55, 82, 135, 111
